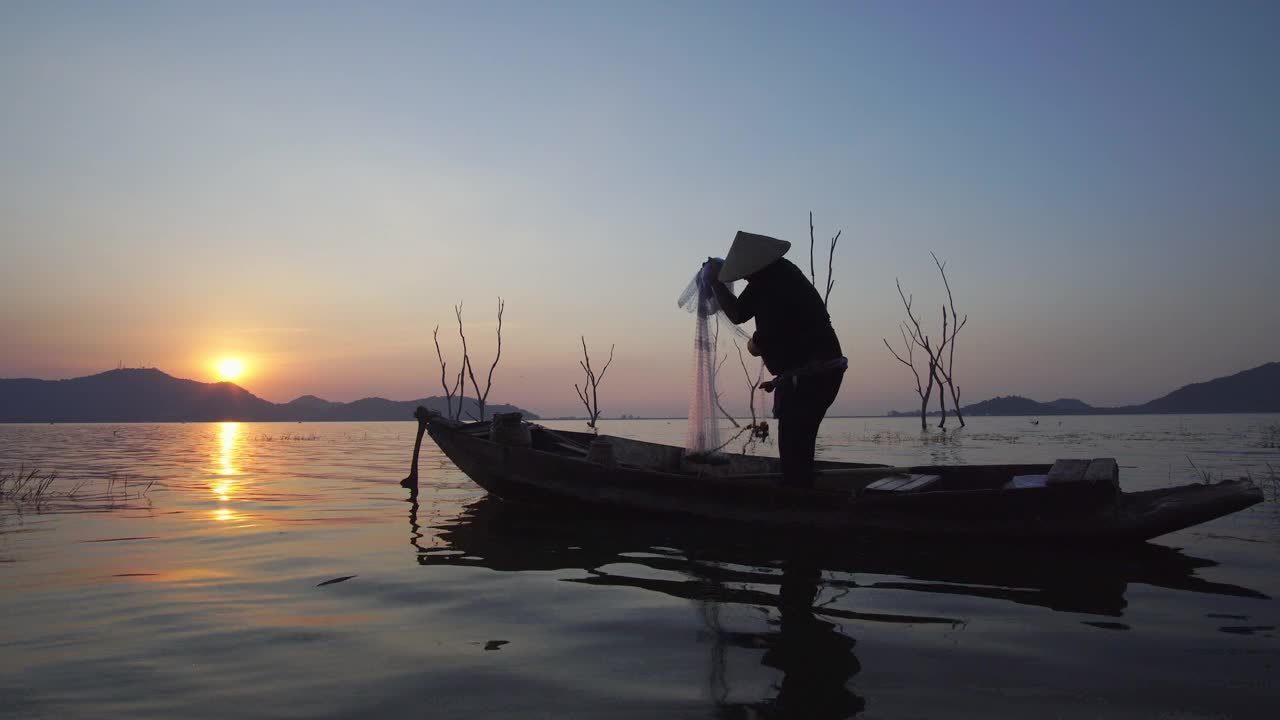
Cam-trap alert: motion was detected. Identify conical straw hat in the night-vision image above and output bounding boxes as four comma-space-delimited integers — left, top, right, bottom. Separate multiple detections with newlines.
718, 231, 791, 282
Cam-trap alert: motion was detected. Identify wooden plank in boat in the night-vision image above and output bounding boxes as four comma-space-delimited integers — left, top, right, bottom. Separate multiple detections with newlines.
553, 441, 588, 455
900, 474, 941, 492
866, 475, 911, 492
865, 474, 941, 493
1047, 459, 1090, 484
1084, 458, 1119, 489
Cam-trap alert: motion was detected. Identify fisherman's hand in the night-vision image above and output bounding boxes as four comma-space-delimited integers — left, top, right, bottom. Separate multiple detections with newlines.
758, 379, 776, 393
703, 257, 724, 279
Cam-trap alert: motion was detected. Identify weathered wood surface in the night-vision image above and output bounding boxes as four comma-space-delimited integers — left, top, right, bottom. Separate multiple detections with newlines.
1047, 458, 1091, 484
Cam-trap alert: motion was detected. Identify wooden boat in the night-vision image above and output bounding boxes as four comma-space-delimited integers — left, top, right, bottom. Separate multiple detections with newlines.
405, 409, 1264, 543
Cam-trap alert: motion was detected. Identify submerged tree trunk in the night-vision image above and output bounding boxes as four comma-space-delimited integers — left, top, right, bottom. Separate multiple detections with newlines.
919, 364, 935, 432
936, 366, 947, 430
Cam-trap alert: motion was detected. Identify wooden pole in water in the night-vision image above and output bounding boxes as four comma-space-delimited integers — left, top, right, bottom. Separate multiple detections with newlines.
403, 406, 430, 486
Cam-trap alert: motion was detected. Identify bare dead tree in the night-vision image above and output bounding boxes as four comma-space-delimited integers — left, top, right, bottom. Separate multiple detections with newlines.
447, 299, 505, 422
459, 297, 504, 422
883, 323, 933, 432
432, 325, 463, 420
884, 279, 945, 430
931, 252, 968, 427
453, 303, 476, 420
884, 257, 969, 431
808, 212, 842, 308
574, 337, 614, 433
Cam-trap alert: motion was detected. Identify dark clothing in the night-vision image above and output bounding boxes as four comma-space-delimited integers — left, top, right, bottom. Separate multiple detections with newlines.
713, 258, 841, 375
712, 258, 844, 488
777, 367, 844, 488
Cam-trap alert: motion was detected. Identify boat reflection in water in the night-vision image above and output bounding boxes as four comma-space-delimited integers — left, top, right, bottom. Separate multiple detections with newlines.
404, 488, 1267, 718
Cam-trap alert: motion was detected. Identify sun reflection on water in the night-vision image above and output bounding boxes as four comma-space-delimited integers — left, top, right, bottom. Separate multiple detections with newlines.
211, 422, 242, 513
217, 422, 240, 477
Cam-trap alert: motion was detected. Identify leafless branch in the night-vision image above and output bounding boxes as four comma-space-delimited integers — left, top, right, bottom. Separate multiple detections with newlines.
824, 230, 841, 308
454, 302, 471, 419
444, 298, 507, 422
453, 365, 466, 421
885, 256, 969, 430
809, 211, 817, 287
472, 298, 504, 421
576, 337, 614, 432
931, 252, 968, 427
703, 420, 756, 457
711, 316, 740, 427
935, 306, 949, 429
887, 279, 939, 431
883, 326, 926, 411
433, 324, 462, 420
808, 212, 843, 308
733, 339, 767, 451
734, 341, 756, 426
896, 279, 930, 354
713, 391, 740, 428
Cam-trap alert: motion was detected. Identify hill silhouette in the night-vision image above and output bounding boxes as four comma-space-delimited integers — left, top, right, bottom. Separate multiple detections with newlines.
0, 368, 537, 423
946, 395, 1099, 416
888, 362, 1280, 417
1124, 362, 1280, 414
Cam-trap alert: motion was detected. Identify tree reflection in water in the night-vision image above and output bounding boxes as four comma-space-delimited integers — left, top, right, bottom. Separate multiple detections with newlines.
404, 488, 1267, 718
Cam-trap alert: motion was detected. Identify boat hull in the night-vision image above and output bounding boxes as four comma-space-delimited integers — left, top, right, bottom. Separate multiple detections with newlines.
421, 419, 1264, 543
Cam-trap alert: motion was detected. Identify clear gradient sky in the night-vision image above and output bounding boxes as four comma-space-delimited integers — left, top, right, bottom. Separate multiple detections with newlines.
2, 1, 1278, 417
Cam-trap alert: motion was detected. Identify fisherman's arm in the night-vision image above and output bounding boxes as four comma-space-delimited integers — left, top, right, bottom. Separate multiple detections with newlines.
703, 259, 754, 324
711, 282, 753, 324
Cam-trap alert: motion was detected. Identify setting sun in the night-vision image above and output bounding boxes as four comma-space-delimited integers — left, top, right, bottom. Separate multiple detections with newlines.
216, 357, 246, 382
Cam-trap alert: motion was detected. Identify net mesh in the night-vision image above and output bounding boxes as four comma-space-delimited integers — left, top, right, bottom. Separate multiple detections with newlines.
677, 261, 750, 462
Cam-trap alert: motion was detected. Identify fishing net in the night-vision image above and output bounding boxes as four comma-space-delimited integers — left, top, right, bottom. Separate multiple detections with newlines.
677, 261, 750, 463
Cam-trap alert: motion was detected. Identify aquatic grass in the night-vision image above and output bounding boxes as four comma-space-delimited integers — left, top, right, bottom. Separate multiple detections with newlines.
1227, 464, 1278, 503
849, 429, 969, 447
1186, 456, 1208, 484
917, 430, 962, 447
251, 432, 321, 442
964, 432, 1023, 445
2, 467, 156, 514
1254, 463, 1279, 503
1259, 423, 1280, 449
0, 467, 60, 508
101, 472, 155, 508
1185, 456, 1219, 485
852, 431, 905, 446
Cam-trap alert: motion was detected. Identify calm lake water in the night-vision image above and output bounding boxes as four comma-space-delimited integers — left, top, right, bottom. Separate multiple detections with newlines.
2, 415, 1278, 719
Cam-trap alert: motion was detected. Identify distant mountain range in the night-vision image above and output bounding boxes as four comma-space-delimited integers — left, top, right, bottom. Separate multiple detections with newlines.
887, 362, 1280, 417
0, 368, 538, 423
4, 361, 1276, 423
